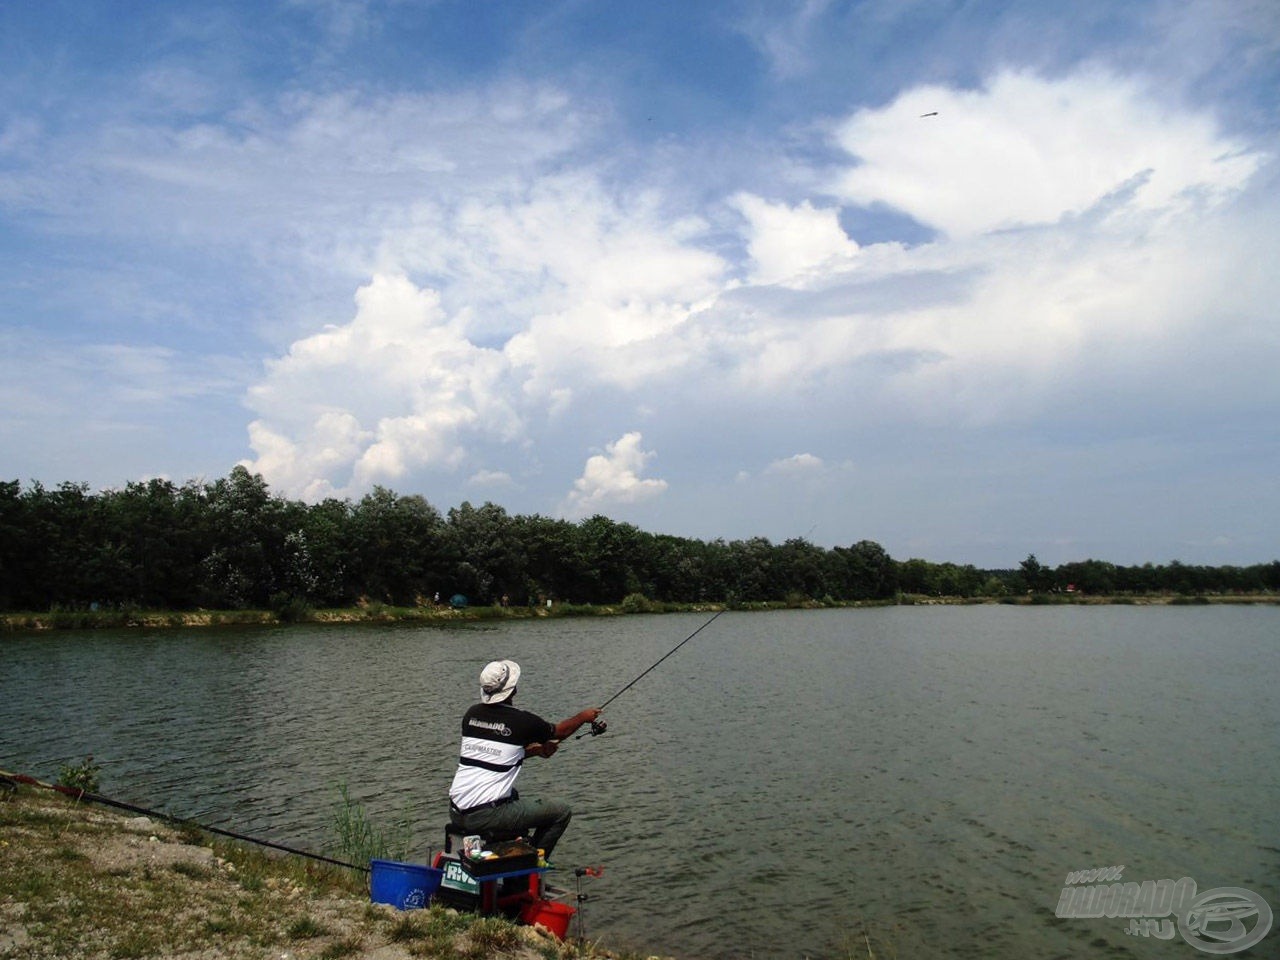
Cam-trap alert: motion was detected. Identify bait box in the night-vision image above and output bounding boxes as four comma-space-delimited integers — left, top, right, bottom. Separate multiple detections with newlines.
459, 849, 539, 877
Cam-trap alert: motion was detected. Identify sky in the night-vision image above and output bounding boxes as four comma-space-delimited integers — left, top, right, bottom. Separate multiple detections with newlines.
2, 0, 1278, 568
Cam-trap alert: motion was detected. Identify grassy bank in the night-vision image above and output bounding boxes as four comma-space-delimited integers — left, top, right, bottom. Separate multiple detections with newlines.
2, 592, 1275, 633
0, 785, 652, 960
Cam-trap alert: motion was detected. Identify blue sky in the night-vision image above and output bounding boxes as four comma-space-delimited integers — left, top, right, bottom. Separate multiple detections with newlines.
2, 0, 1278, 568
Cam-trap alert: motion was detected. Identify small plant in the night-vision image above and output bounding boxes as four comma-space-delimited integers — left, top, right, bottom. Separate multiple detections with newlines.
111, 929, 160, 959
319, 938, 362, 959
329, 782, 413, 866
171, 861, 212, 881
57, 755, 100, 794
288, 915, 328, 940
387, 913, 429, 942
271, 591, 315, 623
361, 600, 390, 619
462, 916, 523, 957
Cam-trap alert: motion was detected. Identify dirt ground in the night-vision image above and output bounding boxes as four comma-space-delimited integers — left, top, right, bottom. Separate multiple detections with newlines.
1, 788, 650, 960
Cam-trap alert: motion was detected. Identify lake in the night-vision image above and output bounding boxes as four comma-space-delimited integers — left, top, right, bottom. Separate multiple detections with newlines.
3, 605, 1277, 958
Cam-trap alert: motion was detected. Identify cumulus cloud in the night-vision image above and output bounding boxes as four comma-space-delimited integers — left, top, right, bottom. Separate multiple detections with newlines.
700, 66, 1272, 430
232, 63, 1271, 516
830, 69, 1261, 240
560, 432, 669, 519
477, 176, 727, 394
241, 273, 517, 499
732, 194, 859, 286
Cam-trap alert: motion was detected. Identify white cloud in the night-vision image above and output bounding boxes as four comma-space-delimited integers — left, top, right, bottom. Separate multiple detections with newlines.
734, 0, 834, 79
478, 177, 727, 393
831, 68, 1262, 240
732, 194, 859, 286
467, 469, 515, 488
241, 273, 518, 498
701, 66, 1272, 430
764, 453, 826, 476
560, 432, 669, 519
149, 64, 1271, 524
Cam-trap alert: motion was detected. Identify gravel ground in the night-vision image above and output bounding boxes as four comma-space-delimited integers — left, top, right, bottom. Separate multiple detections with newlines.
0, 788, 652, 960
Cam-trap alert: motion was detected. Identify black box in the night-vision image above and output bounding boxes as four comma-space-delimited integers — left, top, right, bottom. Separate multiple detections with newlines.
459, 840, 539, 877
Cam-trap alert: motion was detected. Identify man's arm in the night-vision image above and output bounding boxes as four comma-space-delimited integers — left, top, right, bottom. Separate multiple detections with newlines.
525, 708, 601, 758
552, 708, 601, 740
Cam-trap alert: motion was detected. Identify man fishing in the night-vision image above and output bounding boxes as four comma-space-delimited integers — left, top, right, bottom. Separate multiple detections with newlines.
448, 659, 601, 860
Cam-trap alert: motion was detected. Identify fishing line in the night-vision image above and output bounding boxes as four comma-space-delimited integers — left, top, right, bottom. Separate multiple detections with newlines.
597, 608, 725, 712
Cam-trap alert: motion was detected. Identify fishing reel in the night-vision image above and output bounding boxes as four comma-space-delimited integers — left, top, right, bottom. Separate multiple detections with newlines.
577, 718, 608, 739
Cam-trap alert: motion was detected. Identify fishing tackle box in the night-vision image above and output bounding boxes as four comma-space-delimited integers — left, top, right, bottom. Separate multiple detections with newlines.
458, 838, 539, 877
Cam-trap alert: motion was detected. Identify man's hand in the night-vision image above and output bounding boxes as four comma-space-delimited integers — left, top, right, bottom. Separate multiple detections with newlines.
526, 740, 560, 758
552, 707, 602, 740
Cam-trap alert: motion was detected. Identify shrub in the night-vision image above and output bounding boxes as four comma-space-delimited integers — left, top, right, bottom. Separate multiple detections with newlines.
620, 592, 656, 613
57, 755, 100, 794
271, 592, 314, 623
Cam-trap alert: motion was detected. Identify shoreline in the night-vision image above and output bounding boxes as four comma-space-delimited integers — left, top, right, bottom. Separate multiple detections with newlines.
2, 592, 1276, 633
0, 785, 641, 960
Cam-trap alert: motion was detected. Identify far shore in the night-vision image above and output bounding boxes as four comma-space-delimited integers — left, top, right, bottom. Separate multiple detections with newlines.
2, 592, 1276, 633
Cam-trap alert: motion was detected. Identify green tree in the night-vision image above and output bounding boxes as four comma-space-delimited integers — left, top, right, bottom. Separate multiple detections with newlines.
350, 487, 448, 604
1018, 554, 1051, 593
0, 480, 30, 608
196, 467, 281, 608
446, 502, 529, 604
775, 537, 829, 601
834, 540, 896, 600
512, 513, 579, 604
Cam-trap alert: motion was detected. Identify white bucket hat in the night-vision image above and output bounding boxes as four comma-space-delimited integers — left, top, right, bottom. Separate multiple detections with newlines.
480, 659, 520, 704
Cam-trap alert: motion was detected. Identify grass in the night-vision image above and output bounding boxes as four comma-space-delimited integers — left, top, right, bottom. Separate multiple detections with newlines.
0, 786, 620, 960
289, 915, 330, 939
329, 781, 414, 866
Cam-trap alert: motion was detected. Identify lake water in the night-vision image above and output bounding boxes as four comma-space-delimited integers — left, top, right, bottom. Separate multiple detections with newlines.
3, 606, 1277, 958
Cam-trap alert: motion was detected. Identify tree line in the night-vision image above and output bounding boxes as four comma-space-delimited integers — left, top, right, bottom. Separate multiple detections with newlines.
1, 467, 1276, 613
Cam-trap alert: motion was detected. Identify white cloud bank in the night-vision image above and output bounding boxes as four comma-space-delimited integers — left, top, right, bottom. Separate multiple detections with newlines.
235, 65, 1273, 527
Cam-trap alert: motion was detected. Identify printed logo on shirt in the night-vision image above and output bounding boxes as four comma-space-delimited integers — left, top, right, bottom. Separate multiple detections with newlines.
467, 718, 513, 737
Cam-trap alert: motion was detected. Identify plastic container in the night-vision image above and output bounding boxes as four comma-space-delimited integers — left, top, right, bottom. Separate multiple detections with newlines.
369, 859, 443, 910
519, 899, 576, 939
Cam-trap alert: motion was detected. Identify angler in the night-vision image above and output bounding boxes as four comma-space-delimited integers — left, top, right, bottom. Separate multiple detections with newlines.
435, 612, 723, 937
447, 659, 602, 861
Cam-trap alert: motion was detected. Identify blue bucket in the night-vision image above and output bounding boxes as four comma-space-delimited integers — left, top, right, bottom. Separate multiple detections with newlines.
370, 859, 443, 910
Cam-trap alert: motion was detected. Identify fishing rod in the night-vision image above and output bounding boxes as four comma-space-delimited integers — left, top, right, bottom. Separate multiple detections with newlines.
1, 768, 368, 872
577, 608, 725, 738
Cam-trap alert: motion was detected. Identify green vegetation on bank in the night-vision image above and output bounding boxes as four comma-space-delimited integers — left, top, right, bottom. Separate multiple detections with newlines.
3, 591, 1275, 634
2, 469, 1277, 621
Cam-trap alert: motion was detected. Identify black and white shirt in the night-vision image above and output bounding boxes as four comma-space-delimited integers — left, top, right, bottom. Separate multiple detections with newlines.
448, 702, 555, 811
